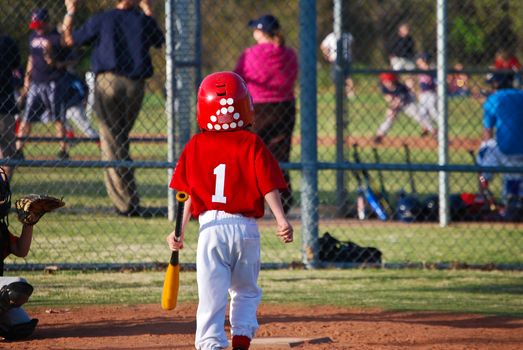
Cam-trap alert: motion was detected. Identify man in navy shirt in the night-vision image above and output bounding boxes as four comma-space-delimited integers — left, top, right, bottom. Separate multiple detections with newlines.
16, 8, 71, 161
0, 33, 21, 180
62, 0, 165, 217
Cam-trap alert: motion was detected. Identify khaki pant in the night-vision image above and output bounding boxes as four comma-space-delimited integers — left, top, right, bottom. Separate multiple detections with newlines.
95, 72, 145, 213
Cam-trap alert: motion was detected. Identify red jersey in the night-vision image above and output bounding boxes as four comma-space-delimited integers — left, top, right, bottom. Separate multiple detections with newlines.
170, 130, 287, 218
494, 56, 521, 70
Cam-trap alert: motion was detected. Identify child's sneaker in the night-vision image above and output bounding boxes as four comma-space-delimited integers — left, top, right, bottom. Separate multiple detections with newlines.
232, 335, 251, 350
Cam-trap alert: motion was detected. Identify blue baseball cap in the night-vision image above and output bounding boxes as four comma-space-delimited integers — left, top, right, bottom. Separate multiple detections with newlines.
248, 14, 280, 35
416, 52, 430, 62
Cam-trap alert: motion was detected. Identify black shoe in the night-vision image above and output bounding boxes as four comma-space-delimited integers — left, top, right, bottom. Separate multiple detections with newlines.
0, 318, 38, 341
115, 206, 154, 218
12, 149, 24, 160
57, 150, 69, 160
373, 135, 383, 144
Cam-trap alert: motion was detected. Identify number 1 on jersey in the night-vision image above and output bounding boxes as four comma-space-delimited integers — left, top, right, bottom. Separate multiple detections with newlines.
212, 164, 227, 203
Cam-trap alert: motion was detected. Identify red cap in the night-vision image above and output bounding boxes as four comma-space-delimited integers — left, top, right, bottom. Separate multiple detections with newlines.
29, 8, 49, 30
379, 72, 397, 83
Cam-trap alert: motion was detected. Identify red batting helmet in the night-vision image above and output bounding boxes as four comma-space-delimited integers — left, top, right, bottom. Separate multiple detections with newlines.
379, 72, 397, 83
197, 71, 254, 131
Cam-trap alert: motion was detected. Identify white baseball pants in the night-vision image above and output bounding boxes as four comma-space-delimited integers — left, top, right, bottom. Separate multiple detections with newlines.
195, 210, 261, 350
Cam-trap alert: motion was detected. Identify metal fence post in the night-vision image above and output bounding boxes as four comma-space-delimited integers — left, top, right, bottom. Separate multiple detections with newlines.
167, 0, 199, 221
166, 0, 176, 221
174, 0, 194, 150
334, 0, 348, 216
299, 0, 319, 268
437, 0, 449, 227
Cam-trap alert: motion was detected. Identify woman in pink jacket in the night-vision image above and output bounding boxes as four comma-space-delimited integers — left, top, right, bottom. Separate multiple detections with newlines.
234, 14, 298, 214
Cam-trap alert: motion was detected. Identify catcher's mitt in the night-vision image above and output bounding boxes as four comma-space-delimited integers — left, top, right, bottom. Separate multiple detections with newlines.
15, 194, 65, 226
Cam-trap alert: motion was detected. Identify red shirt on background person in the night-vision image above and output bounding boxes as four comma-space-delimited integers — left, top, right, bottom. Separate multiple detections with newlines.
494, 49, 521, 71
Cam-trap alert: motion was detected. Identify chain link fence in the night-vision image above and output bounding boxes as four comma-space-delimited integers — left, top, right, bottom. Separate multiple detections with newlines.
2, 0, 522, 270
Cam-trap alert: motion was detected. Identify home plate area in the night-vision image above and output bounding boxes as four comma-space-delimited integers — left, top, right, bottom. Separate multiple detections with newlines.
247, 337, 332, 348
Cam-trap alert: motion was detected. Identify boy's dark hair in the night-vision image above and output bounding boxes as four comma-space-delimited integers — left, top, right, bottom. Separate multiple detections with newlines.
486, 72, 514, 90
0, 168, 11, 225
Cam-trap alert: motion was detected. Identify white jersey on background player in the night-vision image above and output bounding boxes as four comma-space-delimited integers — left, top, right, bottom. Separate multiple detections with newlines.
167, 71, 293, 350
320, 31, 355, 98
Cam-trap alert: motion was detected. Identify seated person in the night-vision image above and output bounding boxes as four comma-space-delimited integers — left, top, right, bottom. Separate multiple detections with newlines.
492, 49, 521, 87
476, 72, 523, 221
447, 63, 470, 97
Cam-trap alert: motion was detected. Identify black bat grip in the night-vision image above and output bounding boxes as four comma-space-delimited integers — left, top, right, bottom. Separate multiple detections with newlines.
174, 192, 188, 239
404, 143, 416, 194
352, 143, 361, 164
170, 191, 189, 265
351, 143, 363, 184
169, 251, 179, 265
373, 147, 388, 198
353, 143, 370, 178
467, 149, 476, 164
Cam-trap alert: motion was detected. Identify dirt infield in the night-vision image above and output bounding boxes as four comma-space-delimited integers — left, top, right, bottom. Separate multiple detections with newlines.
6, 303, 522, 349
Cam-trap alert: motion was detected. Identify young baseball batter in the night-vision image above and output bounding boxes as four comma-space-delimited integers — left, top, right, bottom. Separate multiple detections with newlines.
166, 71, 293, 350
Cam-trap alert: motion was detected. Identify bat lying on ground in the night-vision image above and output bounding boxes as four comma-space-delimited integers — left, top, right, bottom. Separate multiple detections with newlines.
404, 144, 417, 195
161, 191, 189, 311
352, 143, 388, 221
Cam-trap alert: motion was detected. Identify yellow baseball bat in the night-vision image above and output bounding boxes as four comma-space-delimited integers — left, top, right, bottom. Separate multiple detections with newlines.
161, 191, 189, 310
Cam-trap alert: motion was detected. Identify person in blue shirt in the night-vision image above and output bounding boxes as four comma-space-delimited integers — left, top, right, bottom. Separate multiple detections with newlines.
62, 0, 165, 217
476, 72, 523, 218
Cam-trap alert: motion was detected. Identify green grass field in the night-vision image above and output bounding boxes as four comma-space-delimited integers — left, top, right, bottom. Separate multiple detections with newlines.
5, 82, 522, 327
5, 214, 522, 267
21, 268, 523, 317
6, 86, 521, 269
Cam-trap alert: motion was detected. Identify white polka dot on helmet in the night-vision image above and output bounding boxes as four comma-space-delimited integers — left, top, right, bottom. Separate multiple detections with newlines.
196, 71, 254, 132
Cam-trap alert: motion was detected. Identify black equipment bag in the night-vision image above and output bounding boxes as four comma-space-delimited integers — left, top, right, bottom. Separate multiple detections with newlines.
318, 232, 382, 264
